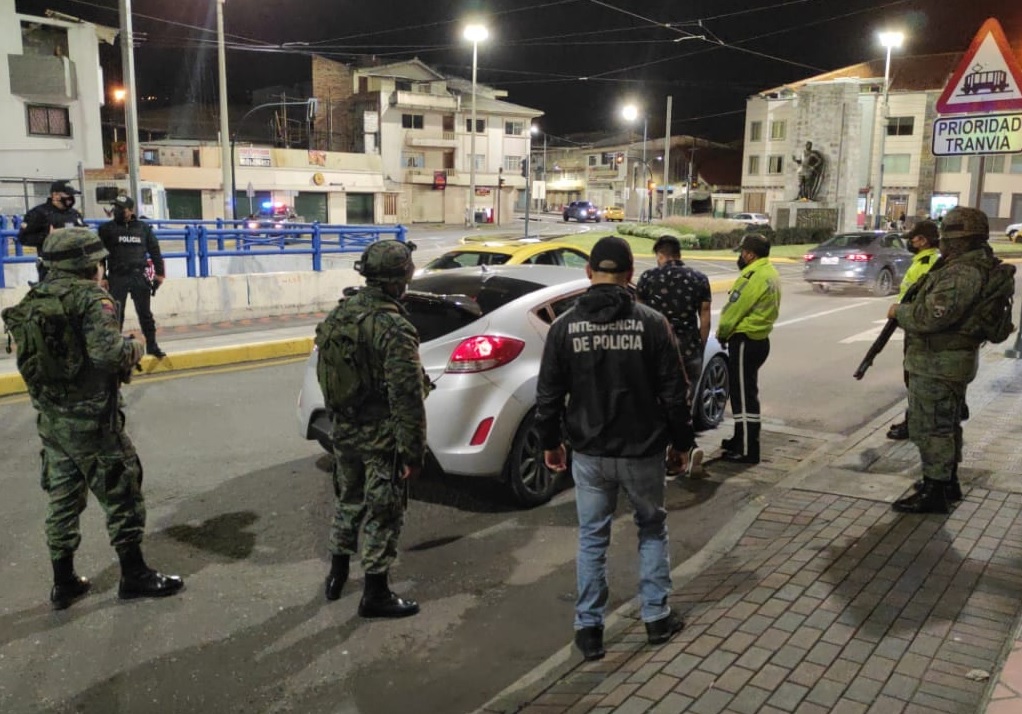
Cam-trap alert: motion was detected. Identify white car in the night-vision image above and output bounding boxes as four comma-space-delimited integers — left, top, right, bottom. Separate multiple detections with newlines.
297, 265, 730, 507
733, 212, 771, 227
1007, 222, 1021, 241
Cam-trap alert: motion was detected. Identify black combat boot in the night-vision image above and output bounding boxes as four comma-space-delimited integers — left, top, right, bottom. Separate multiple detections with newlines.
145, 341, 166, 358
893, 478, 950, 514
116, 544, 184, 600
325, 554, 349, 602
645, 610, 686, 645
886, 421, 909, 440
911, 465, 963, 502
50, 555, 91, 611
574, 626, 605, 661
358, 572, 419, 619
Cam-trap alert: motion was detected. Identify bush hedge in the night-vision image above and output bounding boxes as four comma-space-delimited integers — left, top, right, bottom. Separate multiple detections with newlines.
616, 223, 700, 250
698, 225, 834, 250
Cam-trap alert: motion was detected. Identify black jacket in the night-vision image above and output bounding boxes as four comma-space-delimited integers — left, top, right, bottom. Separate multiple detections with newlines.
98, 217, 164, 277
18, 202, 86, 248
535, 284, 694, 458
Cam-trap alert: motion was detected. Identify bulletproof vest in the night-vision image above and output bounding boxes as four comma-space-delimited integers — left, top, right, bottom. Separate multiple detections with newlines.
103, 219, 151, 273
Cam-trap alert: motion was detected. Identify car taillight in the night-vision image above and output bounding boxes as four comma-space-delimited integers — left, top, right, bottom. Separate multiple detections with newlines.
803, 254, 816, 262
469, 417, 495, 446
446, 336, 525, 373
846, 253, 874, 262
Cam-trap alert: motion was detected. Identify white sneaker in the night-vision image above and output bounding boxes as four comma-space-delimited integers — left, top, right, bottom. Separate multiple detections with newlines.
686, 447, 706, 479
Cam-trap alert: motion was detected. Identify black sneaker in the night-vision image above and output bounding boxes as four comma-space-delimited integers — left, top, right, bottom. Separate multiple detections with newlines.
646, 611, 685, 645
574, 626, 605, 661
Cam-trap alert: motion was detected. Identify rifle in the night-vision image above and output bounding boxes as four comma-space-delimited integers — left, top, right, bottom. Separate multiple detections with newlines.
853, 261, 938, 380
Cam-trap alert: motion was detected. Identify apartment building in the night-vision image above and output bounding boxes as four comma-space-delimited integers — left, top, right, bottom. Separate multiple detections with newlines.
741, 51, 1022, 232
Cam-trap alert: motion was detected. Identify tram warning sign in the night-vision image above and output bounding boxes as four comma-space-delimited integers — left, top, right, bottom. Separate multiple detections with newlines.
936, 18, 1022, 115
932, 113, 1022, 156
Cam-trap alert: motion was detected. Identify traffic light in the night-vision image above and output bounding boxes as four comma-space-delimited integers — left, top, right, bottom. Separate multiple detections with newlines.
615, 153, 624, 165
520, 158, 529, 177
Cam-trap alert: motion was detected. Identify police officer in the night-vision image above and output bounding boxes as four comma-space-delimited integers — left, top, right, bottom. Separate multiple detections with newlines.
10, 228, 183, 609
716, 234, 782, 464
889, 207, 999, 514
98, 195, 166, 357
886, 220, 941, 441
18, 180, 86, 282
315, 239, 426, 618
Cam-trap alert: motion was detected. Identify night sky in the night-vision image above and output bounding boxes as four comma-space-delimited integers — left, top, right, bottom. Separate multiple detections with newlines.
18, 0, 1022, 142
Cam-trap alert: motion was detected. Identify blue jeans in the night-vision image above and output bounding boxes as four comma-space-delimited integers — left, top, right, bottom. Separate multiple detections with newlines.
571, 451, 672, 629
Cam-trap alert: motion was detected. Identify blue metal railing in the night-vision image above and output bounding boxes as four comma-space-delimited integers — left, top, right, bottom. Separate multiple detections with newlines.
0, 216, 407, 288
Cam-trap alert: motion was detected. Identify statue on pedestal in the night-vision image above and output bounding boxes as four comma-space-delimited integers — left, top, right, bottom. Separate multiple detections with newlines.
793, 141, 825, 201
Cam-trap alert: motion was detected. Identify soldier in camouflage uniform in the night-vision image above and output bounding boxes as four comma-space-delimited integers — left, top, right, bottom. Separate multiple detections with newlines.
889, 207, 996, 514
22, 228, 183, 609
317, 239, 426, 618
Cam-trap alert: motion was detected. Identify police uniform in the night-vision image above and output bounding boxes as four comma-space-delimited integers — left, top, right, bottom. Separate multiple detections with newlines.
315, 239, 425, 618
1, 228, 183, 610
98, 195, 166, 357
18, 180, 86, 282
716, 234, 782, 464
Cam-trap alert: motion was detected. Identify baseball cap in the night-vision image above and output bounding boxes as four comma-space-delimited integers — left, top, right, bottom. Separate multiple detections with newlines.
112, 195, 135, 210
736, 233, 771, 257
588, 236, 633, 273
49, 180, 79, 195
905, 220, 939, 242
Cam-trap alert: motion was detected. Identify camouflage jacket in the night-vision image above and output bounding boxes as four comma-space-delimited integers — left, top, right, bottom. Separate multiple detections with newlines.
894, 248, 993, 381
328, 286, 428, 467
28, 270, 137, 418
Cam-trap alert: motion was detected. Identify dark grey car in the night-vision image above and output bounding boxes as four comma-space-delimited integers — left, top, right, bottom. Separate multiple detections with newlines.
802, 231, 912, 296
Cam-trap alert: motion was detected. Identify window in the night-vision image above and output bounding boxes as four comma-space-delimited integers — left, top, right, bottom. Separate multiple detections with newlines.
769, 120, 786, 140
504, 155, 522, 172
981, 192, 1001, 217
142, 149, 160, 166
465, 118, 485, 133
470, 154, 485, 171
936, 156, 962, 173
767, 155, 783, 174
396, 80, 412, 91
886, 117, 915, 136
401, 114, 424, 129
504, 121, 524, 135
588, 155, 598, 167
26, 105, 70, 137
747, 155, 761, 176
402, 152, 425, 169
749, 121, 762, 142
986, 155, 1006, 173
1011, 155, 1022, 174
884, 154, 911, 174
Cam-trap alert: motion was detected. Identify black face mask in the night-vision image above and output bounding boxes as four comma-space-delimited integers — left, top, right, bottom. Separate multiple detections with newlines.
737, 255, 749, 270
907, 241, 920, 255
113, 207, 128, 224
59, 196, 75, 209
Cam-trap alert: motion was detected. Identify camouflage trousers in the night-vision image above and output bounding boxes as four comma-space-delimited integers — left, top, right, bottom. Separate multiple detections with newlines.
907, 374, 967, 483
329, 446, 405, 574
37, 410, 146, 561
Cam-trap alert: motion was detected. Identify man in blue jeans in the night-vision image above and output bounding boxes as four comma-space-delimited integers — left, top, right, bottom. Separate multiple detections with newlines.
535, 236, 696, 661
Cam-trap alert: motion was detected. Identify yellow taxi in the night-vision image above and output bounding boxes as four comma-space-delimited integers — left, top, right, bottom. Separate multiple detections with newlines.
602, 206, 625, 222
419, 240, 590, 273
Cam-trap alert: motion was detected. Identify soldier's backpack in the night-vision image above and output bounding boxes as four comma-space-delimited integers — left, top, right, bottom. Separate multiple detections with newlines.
967, 261, 1017, 344
315, 305, 379, 415
1, 284, 86, 387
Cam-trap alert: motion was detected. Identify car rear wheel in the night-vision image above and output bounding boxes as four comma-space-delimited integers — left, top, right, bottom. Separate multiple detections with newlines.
693, 354, 729, 430
505, 410, 563, 507
563, 215, 569, 222
872, 268, 895, 296
811, 283, 831, 294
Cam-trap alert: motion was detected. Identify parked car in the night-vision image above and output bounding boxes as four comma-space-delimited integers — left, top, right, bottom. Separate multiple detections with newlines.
1007, 222, 1021, 242
419, 241, 590, 273
563, 201, 602, 223
297, 265, 729, 507
733, 212, 771, 227
602, 206, 625, 222
802, 231, 912, 295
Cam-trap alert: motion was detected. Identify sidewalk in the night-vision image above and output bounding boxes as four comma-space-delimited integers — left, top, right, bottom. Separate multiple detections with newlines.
480, 348, 1022, 714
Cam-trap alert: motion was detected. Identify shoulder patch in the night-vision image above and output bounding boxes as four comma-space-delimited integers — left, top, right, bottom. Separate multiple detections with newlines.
100, 297, 118, 315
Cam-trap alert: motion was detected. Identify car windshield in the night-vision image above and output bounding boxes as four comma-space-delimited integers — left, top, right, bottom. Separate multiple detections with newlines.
403, 273, 546, 342
819, 234, 877, 249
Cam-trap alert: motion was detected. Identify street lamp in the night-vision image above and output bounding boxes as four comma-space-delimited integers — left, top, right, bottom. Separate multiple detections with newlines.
216, 0, 233, 221
622, 103, 648, 222
531, 124, 547, 210
464, 23, 488, 226
869, 30, 904, 229
110, 87, 126, 143
116, 0, 142, 210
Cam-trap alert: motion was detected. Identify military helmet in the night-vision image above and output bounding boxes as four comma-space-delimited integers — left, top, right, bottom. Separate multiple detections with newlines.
41, 227, 108, 271
941, 207, 989, 242
354, 239, 416, 282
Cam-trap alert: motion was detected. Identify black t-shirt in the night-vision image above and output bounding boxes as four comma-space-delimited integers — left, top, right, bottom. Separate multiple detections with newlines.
636, 260, 711, 359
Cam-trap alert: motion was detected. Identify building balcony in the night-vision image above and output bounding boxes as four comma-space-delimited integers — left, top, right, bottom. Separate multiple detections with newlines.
389, 90, 458, 111
9, 55, 78, 100
405, 132, 458, 149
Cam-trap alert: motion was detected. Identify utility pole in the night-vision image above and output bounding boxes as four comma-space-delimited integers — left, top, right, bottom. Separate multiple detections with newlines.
216, 0, 233, 220
117, 0, 142, 208
662, 96, 672, 220
685, 138, 697, 217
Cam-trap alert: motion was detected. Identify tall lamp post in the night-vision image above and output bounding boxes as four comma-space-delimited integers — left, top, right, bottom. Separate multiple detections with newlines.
622, 104, 648, 222
869, 30, 904, 229
531, 124, 547, 211
463, 23, 488, 226
216, 0, 233, 220
116, 0, 141, 208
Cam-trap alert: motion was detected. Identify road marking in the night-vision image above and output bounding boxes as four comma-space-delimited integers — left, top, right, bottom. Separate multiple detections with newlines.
773, 301, 877, 329
840, 319, 905, 344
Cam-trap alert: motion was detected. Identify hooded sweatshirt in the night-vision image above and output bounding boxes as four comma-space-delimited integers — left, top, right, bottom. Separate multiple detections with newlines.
535, 283, 694, 458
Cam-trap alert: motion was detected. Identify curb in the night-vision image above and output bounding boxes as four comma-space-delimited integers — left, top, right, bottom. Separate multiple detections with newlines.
0, 337, 314, 398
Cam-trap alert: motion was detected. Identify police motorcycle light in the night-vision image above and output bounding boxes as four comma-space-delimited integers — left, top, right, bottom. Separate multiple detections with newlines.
445, 336, 525, 373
